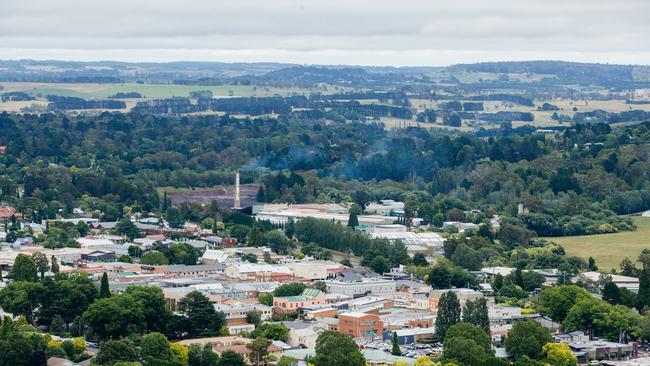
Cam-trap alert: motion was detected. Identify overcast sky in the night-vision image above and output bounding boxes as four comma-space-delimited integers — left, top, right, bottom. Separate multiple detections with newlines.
1, 0, 649, 66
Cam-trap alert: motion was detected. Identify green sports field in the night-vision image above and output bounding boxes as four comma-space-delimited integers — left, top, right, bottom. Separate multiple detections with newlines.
550, 216, 650, 272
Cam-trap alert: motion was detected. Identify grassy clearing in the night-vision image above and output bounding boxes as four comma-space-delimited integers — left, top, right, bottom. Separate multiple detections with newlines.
550, 99, 650, 113
0, 82, 315, 99
549, 216, 650, 272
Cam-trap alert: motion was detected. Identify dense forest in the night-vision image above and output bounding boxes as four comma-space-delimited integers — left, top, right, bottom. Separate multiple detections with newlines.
46, 96, 126, 110
0, 112, 649, 240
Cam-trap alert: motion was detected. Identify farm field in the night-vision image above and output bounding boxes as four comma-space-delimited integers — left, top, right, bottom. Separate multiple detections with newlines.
551, 99, 650, 113
550, 216, 650, 272
0, 81, 318, 99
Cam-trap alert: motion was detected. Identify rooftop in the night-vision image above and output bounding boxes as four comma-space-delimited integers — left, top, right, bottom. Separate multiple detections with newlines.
369, 231, 445, 246
340, 311, 373, 318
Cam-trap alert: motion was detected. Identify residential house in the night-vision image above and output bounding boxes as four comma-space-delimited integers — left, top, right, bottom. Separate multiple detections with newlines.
555, 331, 589, 344
0, 206, 21, 220
214, 303, 272, 326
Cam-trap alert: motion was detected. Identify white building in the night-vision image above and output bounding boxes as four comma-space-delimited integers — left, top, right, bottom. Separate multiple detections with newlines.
201, 249, 230, 264
285, 327, 317, 348
480, 266, 515, 278
228, 323, 255, 335
284, 261, 343, 281
77, 235, 125, 248
576, 271, 640, 293
367, 224, 407, 234
365, 200, 405, 216
253, 203, 397, 229
369, 231, 445, 256
488, 306, 523, 324
77, 237, 116, 248
224, 263, 294, 280
324, 279, 396, 296
214, 303, 272, 322
443, 221, 479, 233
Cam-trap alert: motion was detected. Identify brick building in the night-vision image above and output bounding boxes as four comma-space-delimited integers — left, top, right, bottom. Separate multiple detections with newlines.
338, 312, 383, 339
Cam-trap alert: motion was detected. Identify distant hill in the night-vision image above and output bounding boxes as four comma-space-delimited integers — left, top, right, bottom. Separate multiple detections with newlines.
247, 66, 404, 87
0, 59, 649, 88
0, 59, 296, 83
446, 60, 650, 87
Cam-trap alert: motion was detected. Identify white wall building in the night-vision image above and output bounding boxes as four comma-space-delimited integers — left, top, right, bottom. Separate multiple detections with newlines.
369, 231, 445, 256
253, 203, 396, 229
201, 249, 229, 264
214, 303, 272, 321
287, 327, 319, 348
224, 263, 294, 280
324, 279, 396, 296
365, 200, 405, 216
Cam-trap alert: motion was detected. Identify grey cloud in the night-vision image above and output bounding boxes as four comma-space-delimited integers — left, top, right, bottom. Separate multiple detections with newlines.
0, 0, 648, 65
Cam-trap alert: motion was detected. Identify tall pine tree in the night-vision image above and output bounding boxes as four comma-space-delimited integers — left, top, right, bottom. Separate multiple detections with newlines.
391, 331, 401, 356
637, 269, 650, 311
151, 191, 161, 210
285, 217, 296, 239
99, 272, 111, 298
50, 255, 59, 274
514, 268, 524, 288
162, 191, 169, 211
246, 226, 263, 247
435, 291, 461, 340
347, 212, 359, 228
602, 281, 620, 304
462, 298, 490, 335
256, 186, 266, 203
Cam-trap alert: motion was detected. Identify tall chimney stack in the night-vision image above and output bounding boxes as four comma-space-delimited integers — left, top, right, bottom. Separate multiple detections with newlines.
234, 171, 241, 209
